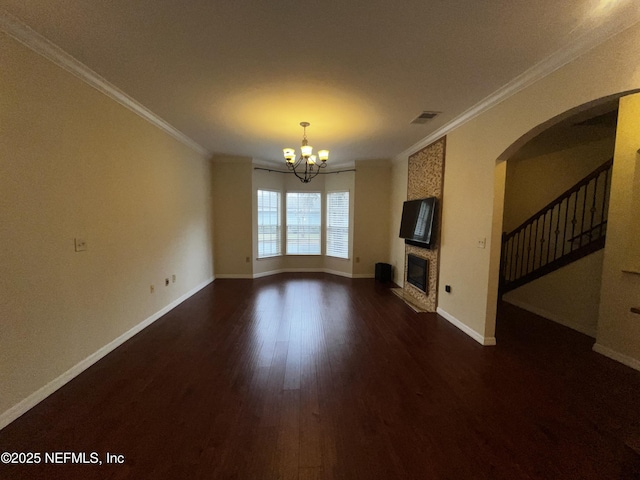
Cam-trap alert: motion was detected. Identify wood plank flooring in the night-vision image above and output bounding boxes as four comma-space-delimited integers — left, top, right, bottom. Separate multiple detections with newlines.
1, 273, 639, 479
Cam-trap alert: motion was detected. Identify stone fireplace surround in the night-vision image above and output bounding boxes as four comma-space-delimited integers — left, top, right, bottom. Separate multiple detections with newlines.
403, 137, 445, 312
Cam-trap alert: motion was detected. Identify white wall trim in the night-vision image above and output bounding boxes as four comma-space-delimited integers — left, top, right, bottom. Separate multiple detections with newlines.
251, 268, 371, 279
281, 268, 328, 274
0, 276, 214, 431
436, 307, 497, 346
593, 343, 640, 373
323, 268, 352, 278
352, 273, 376, 279
252, 269, 286, 279
215, 273, 254, 279
395, 15, 640, 162
502, 298, 596, 338
0, 10, 209, 157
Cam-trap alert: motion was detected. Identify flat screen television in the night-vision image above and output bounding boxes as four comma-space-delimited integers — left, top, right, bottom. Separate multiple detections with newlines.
399, 197, 437, 249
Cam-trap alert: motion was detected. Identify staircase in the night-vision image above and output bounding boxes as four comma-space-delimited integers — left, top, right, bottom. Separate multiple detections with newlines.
500, 159, 613, 293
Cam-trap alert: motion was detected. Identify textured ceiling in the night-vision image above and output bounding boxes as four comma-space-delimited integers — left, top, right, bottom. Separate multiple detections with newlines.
2, 0, 640, 165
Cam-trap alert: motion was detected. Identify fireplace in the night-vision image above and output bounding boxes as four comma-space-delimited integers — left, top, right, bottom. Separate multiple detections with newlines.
407, 254, 428, 293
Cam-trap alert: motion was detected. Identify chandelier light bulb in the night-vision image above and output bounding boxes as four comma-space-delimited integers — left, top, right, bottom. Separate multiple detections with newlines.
283, 148, 296, 163
301, 144, 313, 157
318, 150, 329, 162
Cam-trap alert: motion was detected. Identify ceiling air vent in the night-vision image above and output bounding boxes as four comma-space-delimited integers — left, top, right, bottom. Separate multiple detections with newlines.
411, 111, 440, 124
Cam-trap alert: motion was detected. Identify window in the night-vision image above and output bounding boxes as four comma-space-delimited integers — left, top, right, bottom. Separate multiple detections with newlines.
326, 191, 350, 259
257, 190, 281, 258
286, 192, 322, 255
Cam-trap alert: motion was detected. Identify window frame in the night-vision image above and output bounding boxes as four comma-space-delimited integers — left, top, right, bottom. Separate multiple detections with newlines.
256, 189, 282, 259
326, 190, 350, 259
285, 191, 323, 256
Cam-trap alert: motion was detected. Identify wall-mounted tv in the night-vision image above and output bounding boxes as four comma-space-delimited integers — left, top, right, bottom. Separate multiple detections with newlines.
399, 197, 437, 249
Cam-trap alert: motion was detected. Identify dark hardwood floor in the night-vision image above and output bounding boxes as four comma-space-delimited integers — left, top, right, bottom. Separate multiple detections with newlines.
1, 274, 639, 479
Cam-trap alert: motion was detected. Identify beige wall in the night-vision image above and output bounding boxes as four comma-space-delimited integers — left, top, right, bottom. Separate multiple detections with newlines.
390, 21, 640, 349
596, 93, 640, 367
390, 158, 409, 285
437, 127, 497, 340
0, 34, 214, 419
353, 160, 391, 277
503, 251, 604, 337
212, 157, 253, 277
627, 139, 640, 273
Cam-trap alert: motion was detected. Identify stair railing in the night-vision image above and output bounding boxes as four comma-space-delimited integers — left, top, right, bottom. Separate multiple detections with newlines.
500, 158, 613, 293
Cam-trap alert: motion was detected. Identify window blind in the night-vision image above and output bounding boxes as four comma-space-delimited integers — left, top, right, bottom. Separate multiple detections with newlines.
326, 191, 350, 259
286, 192, 322, 255
257, 190, 281, 258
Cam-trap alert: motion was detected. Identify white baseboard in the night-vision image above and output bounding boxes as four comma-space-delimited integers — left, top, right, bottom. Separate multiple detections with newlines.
352, 273, 376, 279
0, 276, 214, 431
215, 273, 254, 279
323, 268, 350, 278
502, 298, 596, 338
279, 268, 327, 274
252, 269, 285, 279
593, 343, 640, 373
251, 268, 369, 279
321, 269, 373, 279
436, 307, 497, 346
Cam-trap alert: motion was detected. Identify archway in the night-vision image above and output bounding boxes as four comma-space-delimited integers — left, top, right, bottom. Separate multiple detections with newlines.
494, 92, 636, 341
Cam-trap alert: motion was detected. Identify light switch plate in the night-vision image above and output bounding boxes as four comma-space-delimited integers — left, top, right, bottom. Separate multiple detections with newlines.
74, 238, 87, 252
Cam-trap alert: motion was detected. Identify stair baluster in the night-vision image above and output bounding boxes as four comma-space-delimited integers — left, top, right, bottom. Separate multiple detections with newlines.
500, 159, 613, 293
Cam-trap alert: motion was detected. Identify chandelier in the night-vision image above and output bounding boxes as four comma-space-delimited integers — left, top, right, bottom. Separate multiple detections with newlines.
283, 122, 329, 183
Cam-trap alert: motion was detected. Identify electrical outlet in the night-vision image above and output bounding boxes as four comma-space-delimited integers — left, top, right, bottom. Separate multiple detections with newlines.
477, 237, 486, 249
150, 285, 154, 294
445, 285, 452, 293
172, 274, 176, 283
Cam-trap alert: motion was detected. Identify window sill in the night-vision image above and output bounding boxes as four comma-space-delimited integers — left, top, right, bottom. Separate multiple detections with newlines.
257, 255, 282, 261
257, 254, 348, 259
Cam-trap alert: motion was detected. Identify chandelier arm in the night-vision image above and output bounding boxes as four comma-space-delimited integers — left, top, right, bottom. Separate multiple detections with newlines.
303, 161, 314, 183
292, 166, 307, 183
290, 157, 308, 183
306, 163, 322, 183
286, 156, 301, 171
309, 163, 319, 177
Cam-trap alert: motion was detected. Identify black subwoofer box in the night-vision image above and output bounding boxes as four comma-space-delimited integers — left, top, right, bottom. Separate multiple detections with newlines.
375, 262, 392, 283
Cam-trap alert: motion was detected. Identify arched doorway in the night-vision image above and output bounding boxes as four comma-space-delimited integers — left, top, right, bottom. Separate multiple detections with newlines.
494, 92, 635, 342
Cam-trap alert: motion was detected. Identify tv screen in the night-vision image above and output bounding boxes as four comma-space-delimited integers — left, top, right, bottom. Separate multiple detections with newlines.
399, 197, 437, 248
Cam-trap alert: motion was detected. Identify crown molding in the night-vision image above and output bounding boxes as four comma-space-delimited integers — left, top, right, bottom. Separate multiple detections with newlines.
1, 10, 209, 157
396, 14, 640, 162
